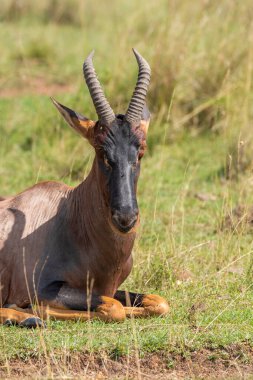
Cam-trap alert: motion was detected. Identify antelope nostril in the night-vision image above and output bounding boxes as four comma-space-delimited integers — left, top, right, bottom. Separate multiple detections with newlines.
112, 211, 138, 231
129, 214, 138, 225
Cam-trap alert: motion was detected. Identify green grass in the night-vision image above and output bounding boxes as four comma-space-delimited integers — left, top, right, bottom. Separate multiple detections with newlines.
1, 1, 253, 378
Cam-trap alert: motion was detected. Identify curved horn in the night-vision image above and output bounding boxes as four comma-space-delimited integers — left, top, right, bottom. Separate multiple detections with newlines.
125, 49, 151, 124
83, 51, 115, 125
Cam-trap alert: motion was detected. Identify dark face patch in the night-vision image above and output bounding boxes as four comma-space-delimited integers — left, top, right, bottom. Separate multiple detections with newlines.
94, 116, 146, 233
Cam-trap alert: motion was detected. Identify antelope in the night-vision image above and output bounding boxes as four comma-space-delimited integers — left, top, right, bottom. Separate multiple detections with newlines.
0, 50, 169, 328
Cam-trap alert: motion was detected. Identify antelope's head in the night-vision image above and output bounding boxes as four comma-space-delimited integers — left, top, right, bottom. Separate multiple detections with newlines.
52, 49, 151, 233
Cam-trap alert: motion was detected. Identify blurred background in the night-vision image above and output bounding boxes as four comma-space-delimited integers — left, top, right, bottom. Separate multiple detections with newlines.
1, 1, 253, 182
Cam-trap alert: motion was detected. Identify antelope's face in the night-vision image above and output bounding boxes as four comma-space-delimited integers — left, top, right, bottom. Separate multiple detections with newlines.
94, 114, 148, 233
52, 49, 150, 233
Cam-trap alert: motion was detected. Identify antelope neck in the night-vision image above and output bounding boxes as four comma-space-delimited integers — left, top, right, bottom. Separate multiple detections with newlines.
67, 158, 136, 256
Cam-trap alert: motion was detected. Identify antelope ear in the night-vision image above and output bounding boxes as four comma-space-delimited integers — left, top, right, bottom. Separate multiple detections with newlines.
140, 104, 150, 135
51, 97, 95, 142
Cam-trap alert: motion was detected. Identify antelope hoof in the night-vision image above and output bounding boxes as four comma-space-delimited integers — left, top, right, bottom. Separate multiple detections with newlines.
20, 317, 46, 329
142, 294, 169, 316
96, 296, 126, 322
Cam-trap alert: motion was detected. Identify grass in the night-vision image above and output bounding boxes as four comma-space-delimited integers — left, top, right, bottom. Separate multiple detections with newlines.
1, 1, 253, 378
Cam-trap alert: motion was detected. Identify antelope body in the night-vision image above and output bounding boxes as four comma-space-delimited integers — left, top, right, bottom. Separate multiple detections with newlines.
0, 50, 169, 327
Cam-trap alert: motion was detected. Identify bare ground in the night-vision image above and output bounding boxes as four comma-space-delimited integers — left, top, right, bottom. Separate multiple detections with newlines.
1, 344, 253, 379
0, 77, 75, 98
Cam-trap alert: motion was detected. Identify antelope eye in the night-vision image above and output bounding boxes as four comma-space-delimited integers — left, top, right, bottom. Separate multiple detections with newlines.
131, 157, 139, 169
134, 157, 139, 165
103, 155, 111, 168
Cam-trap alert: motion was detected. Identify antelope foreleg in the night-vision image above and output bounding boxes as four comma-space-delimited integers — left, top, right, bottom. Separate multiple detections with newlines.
0, 307, 44, 328
32, 298, 126, 322
1, 296, 126, 325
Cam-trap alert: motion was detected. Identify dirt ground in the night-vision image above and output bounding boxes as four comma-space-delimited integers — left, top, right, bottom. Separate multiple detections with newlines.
0, 77, 75, 98
1, 345, 253, 380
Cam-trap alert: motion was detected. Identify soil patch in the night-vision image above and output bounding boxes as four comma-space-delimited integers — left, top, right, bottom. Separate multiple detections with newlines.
0, 77, 75, 98
1, 344, 253, 379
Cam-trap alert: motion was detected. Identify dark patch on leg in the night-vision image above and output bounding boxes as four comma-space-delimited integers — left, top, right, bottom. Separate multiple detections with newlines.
114, 290, 143, 306
39, 282, 103, 311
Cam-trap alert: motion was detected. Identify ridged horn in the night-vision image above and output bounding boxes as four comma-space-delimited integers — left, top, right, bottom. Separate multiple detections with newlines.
125, 49, 151, 124
83, 51, 115, 125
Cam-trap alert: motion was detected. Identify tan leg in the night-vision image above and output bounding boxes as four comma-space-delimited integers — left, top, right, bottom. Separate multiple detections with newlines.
9, 296, 126, 323
124, 294, 169, 318
142, 294, 170, 316
31, 296, 126, 322
0, 307, 44, 328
